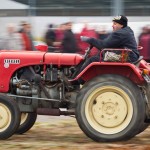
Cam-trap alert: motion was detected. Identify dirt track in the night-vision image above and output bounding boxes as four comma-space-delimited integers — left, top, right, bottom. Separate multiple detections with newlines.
0, 115, 150, 150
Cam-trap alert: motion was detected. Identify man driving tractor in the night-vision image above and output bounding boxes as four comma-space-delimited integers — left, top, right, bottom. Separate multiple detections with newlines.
80, 15, 139, 71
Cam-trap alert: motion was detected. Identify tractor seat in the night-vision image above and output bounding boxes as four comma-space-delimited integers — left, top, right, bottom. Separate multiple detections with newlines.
132, 56, 143, 65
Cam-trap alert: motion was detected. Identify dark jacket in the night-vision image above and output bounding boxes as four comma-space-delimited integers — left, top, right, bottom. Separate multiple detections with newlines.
62, 30, 78, 53
45, 29, 56, 46
87, 26, 139, 62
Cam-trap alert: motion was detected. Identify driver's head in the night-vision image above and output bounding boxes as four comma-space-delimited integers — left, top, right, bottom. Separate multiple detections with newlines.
112, 15, 128, 31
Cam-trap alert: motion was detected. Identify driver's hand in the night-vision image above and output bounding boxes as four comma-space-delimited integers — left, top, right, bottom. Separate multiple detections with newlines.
80, 36, 91, 42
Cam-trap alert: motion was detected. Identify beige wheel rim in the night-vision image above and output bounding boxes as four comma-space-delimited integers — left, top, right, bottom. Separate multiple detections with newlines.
85, 86, 133, 134
20, 113, 28, 125
0, 103, 11, 132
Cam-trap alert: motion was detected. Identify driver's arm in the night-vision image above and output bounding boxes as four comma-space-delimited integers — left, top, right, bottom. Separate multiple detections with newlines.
81, 32, 123, 50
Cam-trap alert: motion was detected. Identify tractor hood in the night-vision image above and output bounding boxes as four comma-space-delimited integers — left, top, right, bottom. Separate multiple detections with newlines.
0, 50, 45, 92
44, 53, 83, 66
0, 50, 83, 92
0, 50, 45, 67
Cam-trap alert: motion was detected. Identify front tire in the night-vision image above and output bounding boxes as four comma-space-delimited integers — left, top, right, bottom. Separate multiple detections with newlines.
15, 112, 37, 134
76, 75, 145, 142
0, 94, 21, 139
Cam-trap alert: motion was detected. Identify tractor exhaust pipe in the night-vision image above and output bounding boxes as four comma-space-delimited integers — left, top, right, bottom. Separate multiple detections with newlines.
37, 108, 75, 116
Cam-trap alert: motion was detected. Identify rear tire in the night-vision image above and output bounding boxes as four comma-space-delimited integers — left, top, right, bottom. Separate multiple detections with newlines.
0, 94, 21, 139
76, 74, 145, 142
15, 112, 37, 134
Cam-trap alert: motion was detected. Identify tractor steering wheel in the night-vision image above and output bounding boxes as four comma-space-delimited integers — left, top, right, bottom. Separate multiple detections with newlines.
83, 45, 93, 60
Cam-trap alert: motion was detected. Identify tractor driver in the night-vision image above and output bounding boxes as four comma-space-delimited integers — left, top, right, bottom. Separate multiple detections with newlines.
80, 15, 139, 71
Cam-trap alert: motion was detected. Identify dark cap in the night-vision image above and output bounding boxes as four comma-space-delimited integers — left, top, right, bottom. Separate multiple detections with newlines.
112, 15, 128, 27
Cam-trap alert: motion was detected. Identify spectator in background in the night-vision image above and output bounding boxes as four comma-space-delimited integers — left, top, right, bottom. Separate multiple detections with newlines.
138, 25, 150, 61
61, 22, 79, 53
44, 24, 56, 52
19, 21, 36, 51
138, 26, 150, 41
78, 23, 99, 56
97, 25, 110, 40
53, 23, 65, 51
1, 23, 23, 50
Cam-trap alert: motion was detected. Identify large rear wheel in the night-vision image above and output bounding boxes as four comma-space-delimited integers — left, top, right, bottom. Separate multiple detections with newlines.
0, 94, 21, 139
76, 75, 145, 142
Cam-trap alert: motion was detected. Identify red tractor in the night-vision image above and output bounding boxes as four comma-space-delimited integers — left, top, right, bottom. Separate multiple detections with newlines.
0, 44, 150, 142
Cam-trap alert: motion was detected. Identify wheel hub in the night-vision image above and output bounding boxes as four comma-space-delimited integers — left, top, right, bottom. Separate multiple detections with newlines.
0, 105, 10, 129
103, 102, 115, 115
20, 113, 28, 125
92, 91, 127, 128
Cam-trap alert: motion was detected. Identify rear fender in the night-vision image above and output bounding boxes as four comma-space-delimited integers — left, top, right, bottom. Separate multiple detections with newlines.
71, 62, 145, 85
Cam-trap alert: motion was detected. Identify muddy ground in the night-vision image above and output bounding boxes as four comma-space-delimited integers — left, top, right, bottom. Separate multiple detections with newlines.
0, 115, 150, 150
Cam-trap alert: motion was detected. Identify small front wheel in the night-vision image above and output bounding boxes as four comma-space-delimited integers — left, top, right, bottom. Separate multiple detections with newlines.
15, 112, 37, 134
0, 94, 21, 139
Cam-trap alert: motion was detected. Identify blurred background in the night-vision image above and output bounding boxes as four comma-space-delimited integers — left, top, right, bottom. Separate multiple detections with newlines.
0, 0, 149, 38
0, 0, 150, 59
